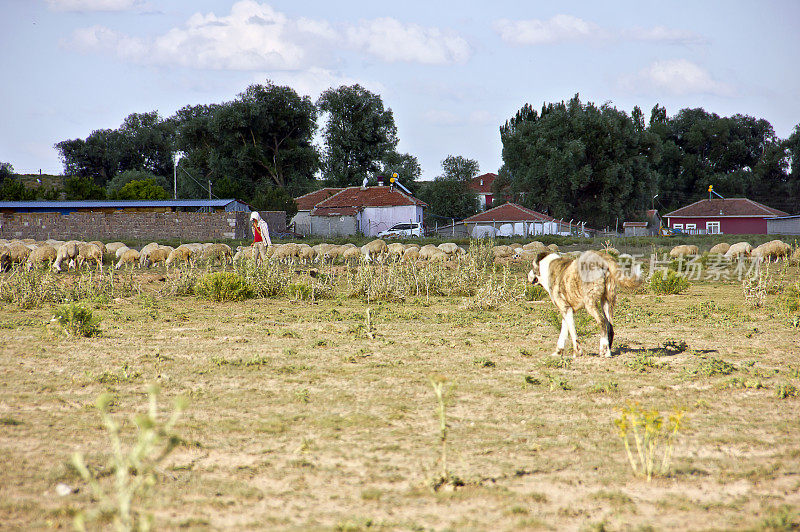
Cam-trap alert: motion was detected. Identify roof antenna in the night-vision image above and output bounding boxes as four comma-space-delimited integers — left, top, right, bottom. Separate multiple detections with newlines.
361, 176, 368, 189
708, 185, 724, 200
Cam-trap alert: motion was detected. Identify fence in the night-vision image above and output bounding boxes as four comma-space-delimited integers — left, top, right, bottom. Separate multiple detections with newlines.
0, 210, 285, 242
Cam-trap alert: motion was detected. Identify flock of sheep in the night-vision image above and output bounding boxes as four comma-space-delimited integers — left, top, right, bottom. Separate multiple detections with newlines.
0, 239, 233, 272
1, 236, 796, 274
668, 239, 797, 262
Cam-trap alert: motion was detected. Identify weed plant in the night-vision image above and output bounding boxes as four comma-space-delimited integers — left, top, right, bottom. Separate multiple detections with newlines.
52, 303, 101, 337
194, 271, 252, 302
0, 266, 140, 308
72, 385, 186, 531
614, 403, 685, 481
428, 375, 457, 490
649, 270, 690, 295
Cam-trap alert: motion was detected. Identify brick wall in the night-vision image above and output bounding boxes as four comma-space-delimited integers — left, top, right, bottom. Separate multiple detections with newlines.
0, 210, 286, 242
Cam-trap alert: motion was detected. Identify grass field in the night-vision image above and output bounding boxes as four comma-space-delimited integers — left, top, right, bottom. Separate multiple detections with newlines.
1, 252, 799, 530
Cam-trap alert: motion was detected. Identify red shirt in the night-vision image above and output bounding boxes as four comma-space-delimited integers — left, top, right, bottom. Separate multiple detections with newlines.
253, 225, 263, 243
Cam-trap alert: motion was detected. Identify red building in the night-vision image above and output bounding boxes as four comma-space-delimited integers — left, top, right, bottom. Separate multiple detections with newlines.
663, 198, 788, 235
468, 173, 496, 211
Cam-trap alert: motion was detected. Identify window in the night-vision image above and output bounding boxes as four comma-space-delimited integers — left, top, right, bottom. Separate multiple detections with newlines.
685, 223, 696, 231
673, 223, 683, 230
706, 221, 720, 234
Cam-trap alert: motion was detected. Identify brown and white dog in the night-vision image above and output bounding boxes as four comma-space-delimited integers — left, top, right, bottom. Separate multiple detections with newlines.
528, 251, 641, 357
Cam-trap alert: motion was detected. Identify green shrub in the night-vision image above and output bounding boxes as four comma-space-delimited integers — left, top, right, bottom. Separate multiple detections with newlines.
194, 271, 252, 302
53, 303, 101, 337
525, 284, 549, 301
649, 270, 690, 295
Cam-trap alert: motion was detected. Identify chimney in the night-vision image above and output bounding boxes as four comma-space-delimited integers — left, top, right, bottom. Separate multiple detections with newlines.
377, 176, 384, 186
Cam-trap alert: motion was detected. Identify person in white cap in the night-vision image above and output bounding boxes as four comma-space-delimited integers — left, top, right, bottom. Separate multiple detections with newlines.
250, 211, 272, 246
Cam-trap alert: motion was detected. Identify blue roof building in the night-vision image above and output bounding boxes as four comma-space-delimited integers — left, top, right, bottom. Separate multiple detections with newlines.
0, 199, 252, 215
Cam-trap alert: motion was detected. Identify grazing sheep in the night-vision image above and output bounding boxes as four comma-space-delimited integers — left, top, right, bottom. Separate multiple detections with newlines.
272, 243, 301, 262
361, 239, 388, 261
491, 245, 513, 259
143, 247, 170, 268
78, 243, 104, 271
428, 250, 448, 263
297, 244, 317, 264
709, 242, 730, 255
53, 241, 80, 272
201, 243, 233, 266
165, 245, 194, 268
724, 242, 752, 259
105, 242, 127, 255
752, 240, 792, 262
115, 248, 140, 269
418, 244, 441, 260
138, 242, 161, 267
342, 246, 362, 264
669, 244, 699, 258
790, 247, 800, 265
115, 245, 131, 260
547, 244, 559, 252
523, 241, 546, 251
387, 242, 406, 260
437, 242, 459, 255
88, 241, 107, 256
6, 243, 32, 267
26, 245, 57, 270
0, 244, 10, 271
402, 247, 420, 262
405, 243, 420, 251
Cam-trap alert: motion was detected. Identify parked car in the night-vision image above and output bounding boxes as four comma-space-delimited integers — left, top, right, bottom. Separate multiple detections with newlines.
377, 222, 423, 238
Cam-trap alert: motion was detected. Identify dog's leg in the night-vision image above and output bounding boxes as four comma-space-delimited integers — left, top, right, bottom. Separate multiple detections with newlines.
554, 312, 570, 357
586, 303, 612, 357
565, 308, 582, 356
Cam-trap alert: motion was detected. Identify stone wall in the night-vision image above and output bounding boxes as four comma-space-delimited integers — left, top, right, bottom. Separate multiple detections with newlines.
0, 211, 286, 242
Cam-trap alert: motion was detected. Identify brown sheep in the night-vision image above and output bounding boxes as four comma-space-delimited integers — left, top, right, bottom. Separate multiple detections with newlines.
78, 243, 104, 271
752, 240, 791, 262
709, 242, 730, 255
144, 247, 170, 268
165, 245, 194, 268
361, 239, 388, 261
402, 247, 420, 262
115, 248, 140, 270
200, 243, 233, 266
669, 244, 699, 258
26, 245, 57, 270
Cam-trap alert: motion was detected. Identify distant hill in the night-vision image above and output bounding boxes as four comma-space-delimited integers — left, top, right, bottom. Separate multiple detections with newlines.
16, 173, 65, 191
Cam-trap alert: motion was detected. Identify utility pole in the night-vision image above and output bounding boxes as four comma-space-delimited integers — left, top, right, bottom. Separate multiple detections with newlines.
208, 180, 212, 200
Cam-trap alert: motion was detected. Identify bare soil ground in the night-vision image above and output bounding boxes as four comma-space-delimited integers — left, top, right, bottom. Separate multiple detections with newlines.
1, 264, 799, 530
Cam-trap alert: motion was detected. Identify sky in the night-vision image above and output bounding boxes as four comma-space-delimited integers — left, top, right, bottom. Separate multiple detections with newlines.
2, 0, 799, 182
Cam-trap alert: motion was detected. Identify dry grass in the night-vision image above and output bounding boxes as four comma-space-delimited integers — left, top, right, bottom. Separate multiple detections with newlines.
1, 260, 799, 530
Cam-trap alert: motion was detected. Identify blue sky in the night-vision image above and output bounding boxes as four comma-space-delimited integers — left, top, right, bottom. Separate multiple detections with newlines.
2, 0, 799, 181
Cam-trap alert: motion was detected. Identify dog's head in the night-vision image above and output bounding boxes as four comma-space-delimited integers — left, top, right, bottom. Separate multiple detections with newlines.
526, 250, 551, 285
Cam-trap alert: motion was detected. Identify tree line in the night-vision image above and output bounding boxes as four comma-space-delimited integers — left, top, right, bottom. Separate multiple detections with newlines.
1, 85, 797, 229
496, 94, 800, 229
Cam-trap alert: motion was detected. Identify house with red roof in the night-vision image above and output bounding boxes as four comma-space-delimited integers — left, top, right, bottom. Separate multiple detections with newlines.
663, 198, 788, 235
303, 185, 427, 237
468, 173, 496, 211
433, 202, 591, 238
290, 188, 343, 235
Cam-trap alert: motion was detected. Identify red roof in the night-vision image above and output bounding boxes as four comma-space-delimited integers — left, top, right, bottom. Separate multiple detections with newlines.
623, 221, 648, 227
462, 202, 553, 223
294, 188, 343, 211
311, 186, 426, 215
665, 198, 788, 218
468, 173, 496, 194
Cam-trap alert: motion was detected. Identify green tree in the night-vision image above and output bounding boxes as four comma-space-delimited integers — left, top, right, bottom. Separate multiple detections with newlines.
251, 187, 298, 223
317, 84, 399, 187
499, 94, 658, 228
173, 82, 319, 200
113, 178, 169, 200
107, 170, 168, 198
0, 162, 36, 200
64, 176, 107, 200
440, 155, 479, 182
417, 178, 479, 221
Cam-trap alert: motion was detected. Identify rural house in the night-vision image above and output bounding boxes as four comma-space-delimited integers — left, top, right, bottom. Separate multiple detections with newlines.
306, 185, 426, 238
434, 202, 590, 238
663, 198, 788, 235
290, 188, 343, 236
468, 172, 496, 211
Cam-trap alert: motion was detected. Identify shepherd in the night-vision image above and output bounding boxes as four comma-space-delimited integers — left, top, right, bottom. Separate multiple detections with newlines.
250, 211, 272, 247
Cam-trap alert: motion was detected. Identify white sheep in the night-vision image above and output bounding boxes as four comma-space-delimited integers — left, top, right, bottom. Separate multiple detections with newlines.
105, 242, 127, 256
752, 240, 791, 262
143, 247, 170, 268
437, 242, 459, 255
709, 242, 730, 255
402, 247, 420, 262
115, 246, 131, 260
360, 239, 388, 261
138, 242, 161, 267
724, 242, 752, 259
53, 241, 81, 272
165, 245, 194, 268
669, 244, 699, 258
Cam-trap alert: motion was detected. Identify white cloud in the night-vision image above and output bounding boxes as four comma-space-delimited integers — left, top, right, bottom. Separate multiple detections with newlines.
494, 15, 604, 45
346, 18, 470, 64
494, 15, 705, 47
46, 0, 145, 11
263, 68, 386, 99
65, 1, 470, 70
619, 59, 735, 97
